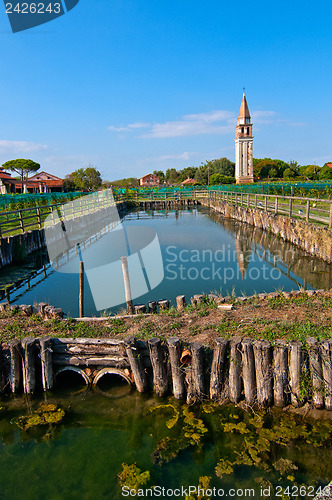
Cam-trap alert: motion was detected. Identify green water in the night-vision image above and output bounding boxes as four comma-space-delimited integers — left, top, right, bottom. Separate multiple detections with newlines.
0, 386, 331, 500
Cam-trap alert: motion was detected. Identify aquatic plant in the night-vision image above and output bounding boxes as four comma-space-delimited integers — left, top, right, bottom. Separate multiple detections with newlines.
117, 463, 150, 490
185, 476, 212, 500
12, 403, 65, 431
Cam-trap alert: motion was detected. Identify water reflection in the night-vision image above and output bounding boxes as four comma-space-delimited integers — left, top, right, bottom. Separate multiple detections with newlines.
2, 207, 331, 315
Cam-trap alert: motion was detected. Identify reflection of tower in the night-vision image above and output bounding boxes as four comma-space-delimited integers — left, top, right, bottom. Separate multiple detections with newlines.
235, 93, 254, 184
234, 226, 252, 279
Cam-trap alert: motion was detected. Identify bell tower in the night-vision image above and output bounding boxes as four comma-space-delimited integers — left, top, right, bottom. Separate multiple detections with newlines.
235, 93, 254, 184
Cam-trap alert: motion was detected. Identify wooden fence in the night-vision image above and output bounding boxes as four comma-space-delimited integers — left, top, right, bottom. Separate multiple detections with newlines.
0, 192, 117, 237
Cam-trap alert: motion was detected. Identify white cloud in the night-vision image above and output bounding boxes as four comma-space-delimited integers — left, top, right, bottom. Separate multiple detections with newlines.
0, 140, 48, 153
251, 111, 278, 124
108, 122, 150, 132
146, 152, 197, 162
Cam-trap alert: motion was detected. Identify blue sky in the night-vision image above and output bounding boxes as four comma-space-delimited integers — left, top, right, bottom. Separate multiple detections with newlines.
0, 0, 332, 181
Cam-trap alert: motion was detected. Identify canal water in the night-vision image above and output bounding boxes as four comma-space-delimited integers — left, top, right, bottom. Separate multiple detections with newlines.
0, 385, 331, 500
1, 207, 332, 316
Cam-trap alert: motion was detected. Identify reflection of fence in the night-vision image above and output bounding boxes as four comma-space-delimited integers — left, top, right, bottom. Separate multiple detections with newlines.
0, 192, 116, 237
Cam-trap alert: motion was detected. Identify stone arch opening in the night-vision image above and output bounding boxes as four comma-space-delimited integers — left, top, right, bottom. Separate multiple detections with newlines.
92, 368, 133, 398
55, 367, 90, 391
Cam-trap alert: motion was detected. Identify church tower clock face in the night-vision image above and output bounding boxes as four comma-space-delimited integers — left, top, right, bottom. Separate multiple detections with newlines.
235, 93, 254, 184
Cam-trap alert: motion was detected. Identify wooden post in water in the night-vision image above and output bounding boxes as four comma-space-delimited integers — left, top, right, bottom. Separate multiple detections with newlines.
121, 256, 134, 315
125, 337, 148, 393
210, 337, 228, 400
288, 341, 302, 407
79, 261, 84, 318
39, 337, 54, 391
167, 337, 185, 399
307, 337, 324, 409
241, 339, 256, 406
229, 336, 242, 403
21, 337, 36, 394
148, 338, 168, 397
253, 340, 273, 408
320, 340, 332, 410
8, 339, 22, 393
273, 340, 288, 407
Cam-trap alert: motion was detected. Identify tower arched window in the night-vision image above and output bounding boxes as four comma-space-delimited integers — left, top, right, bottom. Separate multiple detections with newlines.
241, 127, 244, 134
247, 127, 250, 135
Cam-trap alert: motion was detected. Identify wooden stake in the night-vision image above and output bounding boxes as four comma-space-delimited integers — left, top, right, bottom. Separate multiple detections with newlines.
9, 339, 22, 393
121, 256, 134, 314
242, 339, 256, 406
176, 295, 186, 310
307, 337, 324, 409
21, 337, 37, 394
210, 337, 228, 400
288, 341, 302, 407
124, 336, 147, 393
79, 261, 84, 318
39, 337, 54, 391
253, 340, 273, 408
148, 338, 168, 397
167, 337, 185, 399
190, 342, 206, 400
320, 340, 332, 410
229, 336, 242, 403
273, 340, 288, 407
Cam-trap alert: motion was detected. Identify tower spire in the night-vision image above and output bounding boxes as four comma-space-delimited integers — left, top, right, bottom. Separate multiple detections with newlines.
235, 93, 254, 184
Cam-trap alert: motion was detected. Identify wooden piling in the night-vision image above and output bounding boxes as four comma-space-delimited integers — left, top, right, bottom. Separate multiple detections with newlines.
134, 304, 147, 314
124, 337, 148, 393
21, 337, 37, 394
121, 256, 134, 314
8, 339, 22, 393
253, 340, 273, 408
228, 336, 242, 403
167, 337, 185, 399
148, 338, 168, 397
148, 301, 157, 313
307, 337, 324, 409
273, 340, 288, 407
190, 342, 205, 401
176, 295, 186, 311
209, 337, 228, 400
288, 341, 302, 407
0, 344, 6, 394
241, 339, 256, 406
157, 299, 170, 310
39, 337, 54, 391
38, 302, 48, 318
320, 340, 332, 410
79, 261, 85, 318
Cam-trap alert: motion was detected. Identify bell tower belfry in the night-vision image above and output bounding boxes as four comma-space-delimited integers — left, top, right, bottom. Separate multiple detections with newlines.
235, 93, 254, 184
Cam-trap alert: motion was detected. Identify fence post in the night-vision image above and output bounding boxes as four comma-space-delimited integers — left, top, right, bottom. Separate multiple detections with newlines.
19, 210, 24, 233
329, 204, 332, 229
254, 194, 257, 209
306, 199, 310, 222
247, 193, 250, 207
274, 196, 278, 214
36, 207, 42, 229
289, 198, 293, 218
264, 195, 267, 212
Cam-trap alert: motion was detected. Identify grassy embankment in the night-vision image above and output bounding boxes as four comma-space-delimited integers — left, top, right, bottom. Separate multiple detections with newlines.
0, 291, 331, 346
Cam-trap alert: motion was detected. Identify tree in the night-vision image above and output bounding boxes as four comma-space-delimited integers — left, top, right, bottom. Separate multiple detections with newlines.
299, 165, 319, 180
67, 165, 102, 191
2, 158, 40, 192
319, 164, 332, 180
209, 173, 235, 185
165, 168, 180, 184
283, 168, 299, 180
153, 170, 165, 183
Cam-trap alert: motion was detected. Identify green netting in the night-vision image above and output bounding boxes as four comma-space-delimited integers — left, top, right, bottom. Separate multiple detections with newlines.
117, 181, 332, 198
0, 192, 83, 211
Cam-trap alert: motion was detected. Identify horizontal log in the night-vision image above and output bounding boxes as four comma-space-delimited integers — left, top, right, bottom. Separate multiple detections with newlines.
52, 344, 126, 356
52, 338, 125, 346
52, 354, 130, 368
